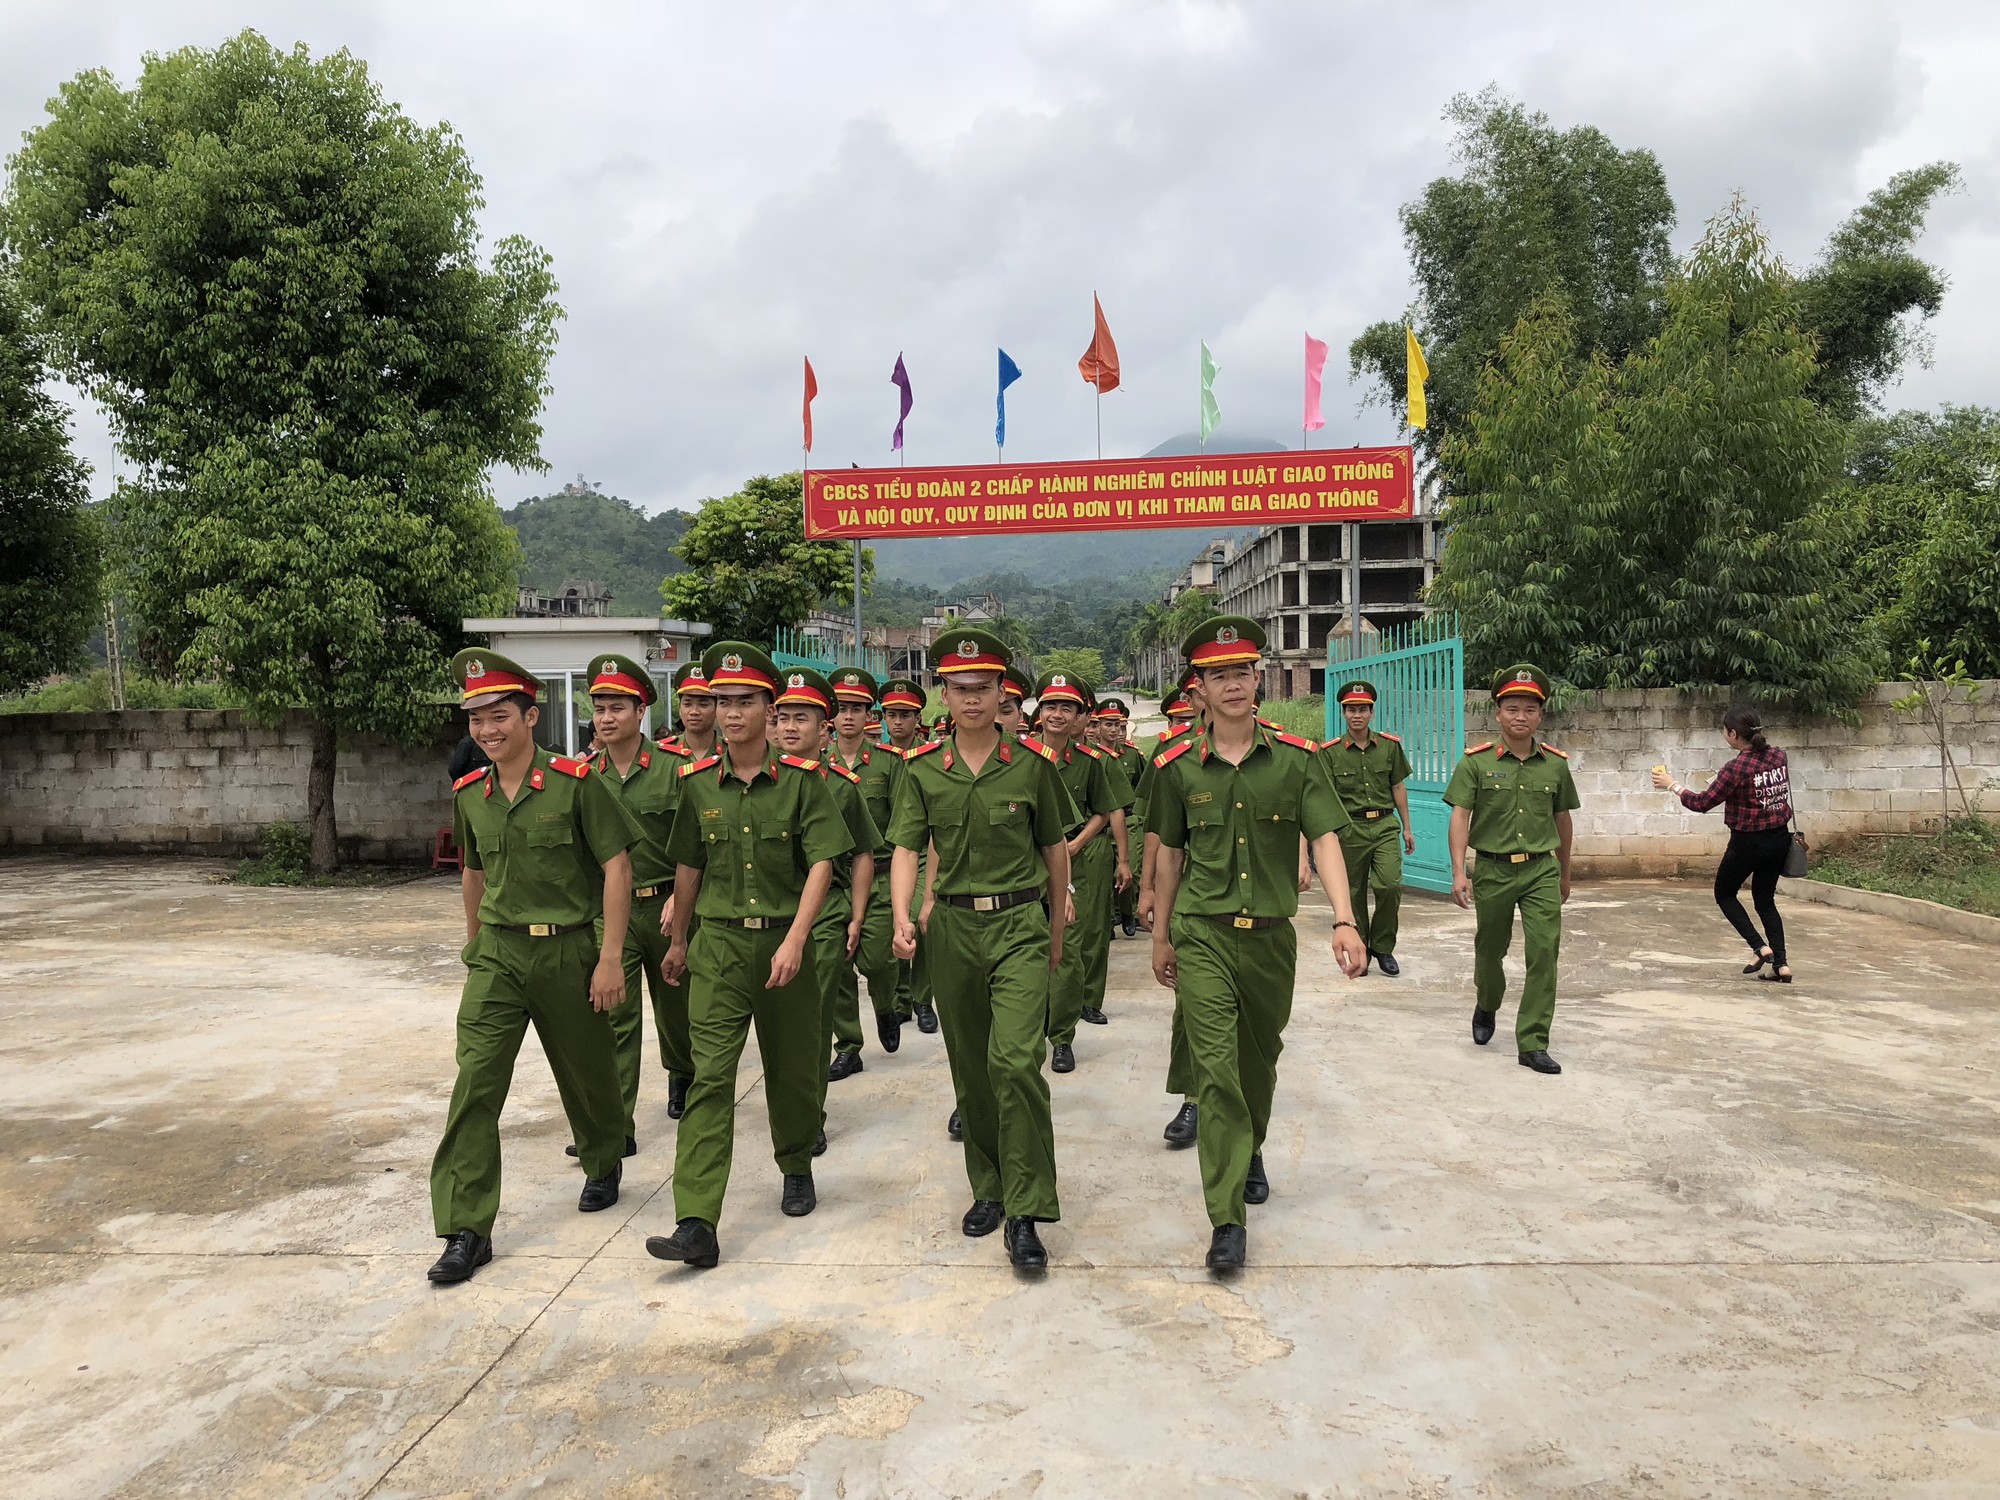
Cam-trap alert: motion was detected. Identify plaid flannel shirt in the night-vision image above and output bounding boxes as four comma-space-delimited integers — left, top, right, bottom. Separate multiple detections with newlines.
1680, 745, 1792, 831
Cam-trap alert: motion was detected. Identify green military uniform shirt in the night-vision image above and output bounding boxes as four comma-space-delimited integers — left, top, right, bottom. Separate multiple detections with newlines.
453, 748, 646, 926
589, 741, 691, 889
836, 742, 902, 862
665, 751, 854, 919
1148, 726, 1351, 918
819, 759, 882, 898
1320, 732, 1413, 814
886, 736, 1073, 895
1442, 740, 1581, 853
1113, 744, 1149, 815
1052, 741, 1132, 835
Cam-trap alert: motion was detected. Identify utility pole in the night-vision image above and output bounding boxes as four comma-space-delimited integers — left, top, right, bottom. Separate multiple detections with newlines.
104, 597, 127, 711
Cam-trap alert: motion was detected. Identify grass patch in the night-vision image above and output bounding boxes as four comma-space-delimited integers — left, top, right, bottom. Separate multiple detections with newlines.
1256, 696, 1328, 740
1, 670, 248, 713
1811, 817, 2000, 918
225, 820, 429, 887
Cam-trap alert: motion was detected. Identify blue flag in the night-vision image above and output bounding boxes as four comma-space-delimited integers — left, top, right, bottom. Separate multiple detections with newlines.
996, 348, 1022, 449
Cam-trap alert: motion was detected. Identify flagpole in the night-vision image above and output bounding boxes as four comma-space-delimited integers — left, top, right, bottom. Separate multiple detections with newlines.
1095, 389, 1101, 460
1198, 336, 1204, 456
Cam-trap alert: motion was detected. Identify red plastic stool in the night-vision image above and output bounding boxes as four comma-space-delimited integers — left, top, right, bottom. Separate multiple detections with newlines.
432, 824, 462, 872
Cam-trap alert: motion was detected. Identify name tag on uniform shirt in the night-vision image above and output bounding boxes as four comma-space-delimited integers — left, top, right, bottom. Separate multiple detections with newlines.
537, 811, 564, 823
1187, 791, 1213, 806
700, 807, 723, 820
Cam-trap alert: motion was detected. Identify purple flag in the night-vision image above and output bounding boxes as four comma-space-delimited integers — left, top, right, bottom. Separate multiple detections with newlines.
890, 353, 913, 452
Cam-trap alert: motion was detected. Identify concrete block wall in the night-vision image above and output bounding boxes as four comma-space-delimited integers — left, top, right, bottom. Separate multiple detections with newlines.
1482, 683, 2000, 878
0, 710, 458, 862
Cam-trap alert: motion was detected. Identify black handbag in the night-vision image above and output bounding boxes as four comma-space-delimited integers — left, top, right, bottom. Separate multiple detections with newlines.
1782, 816, 1810, 878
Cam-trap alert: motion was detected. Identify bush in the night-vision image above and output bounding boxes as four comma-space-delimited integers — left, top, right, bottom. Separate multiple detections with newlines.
233, 819, 311, 884
0, 670, 248, 713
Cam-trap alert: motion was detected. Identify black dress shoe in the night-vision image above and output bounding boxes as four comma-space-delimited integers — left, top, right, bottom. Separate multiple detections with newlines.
1163, 1101, 1198, 1148
1206, 1224, 1246, 1272
781, 1172, 817, 1217
877, 1010, 902, 1053
1373, 951, 1401, 977
1472, 1008, 1497, 1046
961, 1199, 1004, 1237
827, 1050, 863, 1082
427, 1229, 492, 1284
578, 1161, 621, 1212
1080, 1006, 1107, 1025
915, 1001, 939, 1034
567, 1134, 637, 1160
812, 1129, 828, 1158
1244, 1154, 1270, 1205
666, 1075, 689, 1120
646, 1217, 719, 1268
1050, 1043, 1075, 1074
947, 1108, 962, 1141
1121, 914, 1139, 937
1519, 1049, 1563, 1074
1005, 1216, 1048, 1270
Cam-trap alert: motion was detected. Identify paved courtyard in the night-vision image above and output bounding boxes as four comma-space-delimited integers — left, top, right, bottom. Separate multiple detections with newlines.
2, 855, 1998, 1498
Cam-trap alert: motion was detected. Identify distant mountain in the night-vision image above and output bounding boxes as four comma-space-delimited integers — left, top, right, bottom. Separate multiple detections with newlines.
503, 490, 688, 612
1143, 430, 1290, 458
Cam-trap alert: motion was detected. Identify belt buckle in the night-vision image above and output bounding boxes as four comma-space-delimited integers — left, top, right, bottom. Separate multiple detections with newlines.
528, 922, 555, 937
1364, 809, 1382, 819
1509, 853, 1530, 864
1232, 916, 1255, 929
972, 894, 1000, 912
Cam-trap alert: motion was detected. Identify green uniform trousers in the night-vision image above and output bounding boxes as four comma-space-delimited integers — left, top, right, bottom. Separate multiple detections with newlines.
1116, 817, 1144, 925
432, 926, 625, 1238
672, 922, 823, 1227
1165, 995, 1192, 1097
1343, 816, 1405, 956
894, 852, 933, 1018
929, 901, 1061, 1221
1047, 835, 1115, 1045
601, 891, 690, 1138
830, 884, 906, 1054
809, 897, 857, 1128
1172, 914, 1297, 1228
1472, 855, 1563, 1051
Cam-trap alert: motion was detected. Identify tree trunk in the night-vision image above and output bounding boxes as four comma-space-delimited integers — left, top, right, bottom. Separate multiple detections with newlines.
307, 715, 339, 874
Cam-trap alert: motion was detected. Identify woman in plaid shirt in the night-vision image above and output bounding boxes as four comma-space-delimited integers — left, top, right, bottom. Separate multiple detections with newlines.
1652, 708, 1795, 982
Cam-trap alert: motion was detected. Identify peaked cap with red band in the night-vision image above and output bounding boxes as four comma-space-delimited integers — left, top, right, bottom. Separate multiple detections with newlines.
775, 664, 836, 714
931, 626, 1010, 678
830, 666, 879, 704
1163, 691, 1197, 719
1001, 666, 1030, 701
879, 676, 925, 710
450, 647, 540, 710
586, 651, 657, 706
1337, 679, 1377, 707
701, 640, 780, 695
1182, 614, 1266, 670
1034, 670, 1091, 708
1491, 662, 1552, 702
673, 661, 714, 698
1093, 695, 1130, 720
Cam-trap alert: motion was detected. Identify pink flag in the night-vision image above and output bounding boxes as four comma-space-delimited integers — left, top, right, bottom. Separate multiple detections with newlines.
1303, 333, 1329, 432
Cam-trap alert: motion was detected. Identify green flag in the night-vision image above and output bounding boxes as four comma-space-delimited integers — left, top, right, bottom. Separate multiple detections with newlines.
1199, 339, 1220, 447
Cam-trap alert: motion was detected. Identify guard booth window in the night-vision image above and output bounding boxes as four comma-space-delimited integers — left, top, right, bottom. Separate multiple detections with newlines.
531, 672, 578, 756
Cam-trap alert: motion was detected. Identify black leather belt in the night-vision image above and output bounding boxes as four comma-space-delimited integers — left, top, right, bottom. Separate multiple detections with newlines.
487, 921, 591, 938
1473, 849, 1553, 864
941, 887, 1042, 913
1358, 808, 1391, 821
633, 883, 670, 900
1202, 913, 1287, 930
710, 915, 788, 930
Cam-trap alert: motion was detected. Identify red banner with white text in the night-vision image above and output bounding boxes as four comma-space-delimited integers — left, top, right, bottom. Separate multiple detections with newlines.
804, 447, 1413, 539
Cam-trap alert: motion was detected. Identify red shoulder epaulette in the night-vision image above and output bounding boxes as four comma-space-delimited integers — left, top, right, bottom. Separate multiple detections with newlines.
1076, 743, 1104, 760
779, 754, 819, 772
656, 740, 694, 758
550, 755, 590, 778
1272, 731, 1318, 753
679, 754, 720, 777
901, 739, 945, 761
1016, 734, 1059, 763
1542, 744, 1569, 758
827, 760, 861, 783
1153, 738, 1196, 770
1468, 742, 1494, 754
1379, 732, 1402, 742
1163, 722, 1192, 740
452, 768, 488, 792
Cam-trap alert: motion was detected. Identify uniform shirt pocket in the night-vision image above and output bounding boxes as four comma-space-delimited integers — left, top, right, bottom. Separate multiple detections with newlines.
524, 825, 575, 849
929, 790, 969, 827
757, 819, 794, 844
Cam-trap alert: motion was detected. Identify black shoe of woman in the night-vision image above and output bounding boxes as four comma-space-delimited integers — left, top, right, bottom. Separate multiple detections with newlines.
1760, 963, 1793, 984
1743, 947, 1773, 975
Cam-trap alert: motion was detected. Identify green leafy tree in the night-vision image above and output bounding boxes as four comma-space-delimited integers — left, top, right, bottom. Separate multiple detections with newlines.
1438, 203, 1876, 713
662, 472, 869, 641
1350, 89, 1674, 470
5, 33, 556, 870
1037, 647, 1105, 691
0, 274, 99, 693
1162, 588, 1222, 650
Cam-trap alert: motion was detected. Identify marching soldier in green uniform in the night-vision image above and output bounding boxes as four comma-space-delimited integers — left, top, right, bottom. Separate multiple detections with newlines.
768, 666, 885, 1145
888, 626, 1075, 1270
995, 664, 1031, 736
1149, 617, 1368, 1272
645, 643, 853, 1269
663, 660, 716, 757
429, 649, 645, 1285
1445, 663, 1578, 1076
1137, 688, 1204, 1149
828, 666, 928, 1057
1096, 697, 1146, 938
1037, 671, 1131, 1069
1320, 680, 1416, 977
878, 675, 936, 1035
566, 654, 695, 1167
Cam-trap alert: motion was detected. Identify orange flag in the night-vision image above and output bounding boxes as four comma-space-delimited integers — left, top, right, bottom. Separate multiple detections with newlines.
1077, 293, 1120, 394
802, 356, 818, 452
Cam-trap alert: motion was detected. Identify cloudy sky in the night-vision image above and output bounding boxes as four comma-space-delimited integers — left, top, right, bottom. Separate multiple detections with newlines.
5, 1, 1997, 510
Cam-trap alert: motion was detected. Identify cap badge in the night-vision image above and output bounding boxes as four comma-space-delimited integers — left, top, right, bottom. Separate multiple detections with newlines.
1216, 625, 1239, 644
722, 653, 743, 672
1515, 669, 1534, 682
788, 673, 805, 689
956, 639, 979, 658
601, 660, 616, 674
1051, 674, 1067, 688
466, 660, 485, 678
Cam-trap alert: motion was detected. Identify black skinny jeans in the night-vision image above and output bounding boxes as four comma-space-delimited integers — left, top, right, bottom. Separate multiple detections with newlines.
1714, 827, 1790, 964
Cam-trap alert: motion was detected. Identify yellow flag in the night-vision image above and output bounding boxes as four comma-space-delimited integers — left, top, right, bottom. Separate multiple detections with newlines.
1406, 327, 1429, 430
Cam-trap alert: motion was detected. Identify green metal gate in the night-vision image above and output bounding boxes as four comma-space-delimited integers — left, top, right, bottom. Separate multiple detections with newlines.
1325, 614, 1463, 893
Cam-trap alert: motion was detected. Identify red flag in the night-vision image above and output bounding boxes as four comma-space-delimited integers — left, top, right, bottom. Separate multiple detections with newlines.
802, 357, 818, 453
1077, 293, 1120, 394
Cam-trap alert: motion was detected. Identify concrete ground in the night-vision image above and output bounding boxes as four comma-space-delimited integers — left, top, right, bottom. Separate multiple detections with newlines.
3, 855, 1998, 1499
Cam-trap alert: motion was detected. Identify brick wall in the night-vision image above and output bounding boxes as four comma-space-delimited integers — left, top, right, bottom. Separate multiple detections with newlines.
0, 710, 459, 862
1488, 683, 2000, 877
